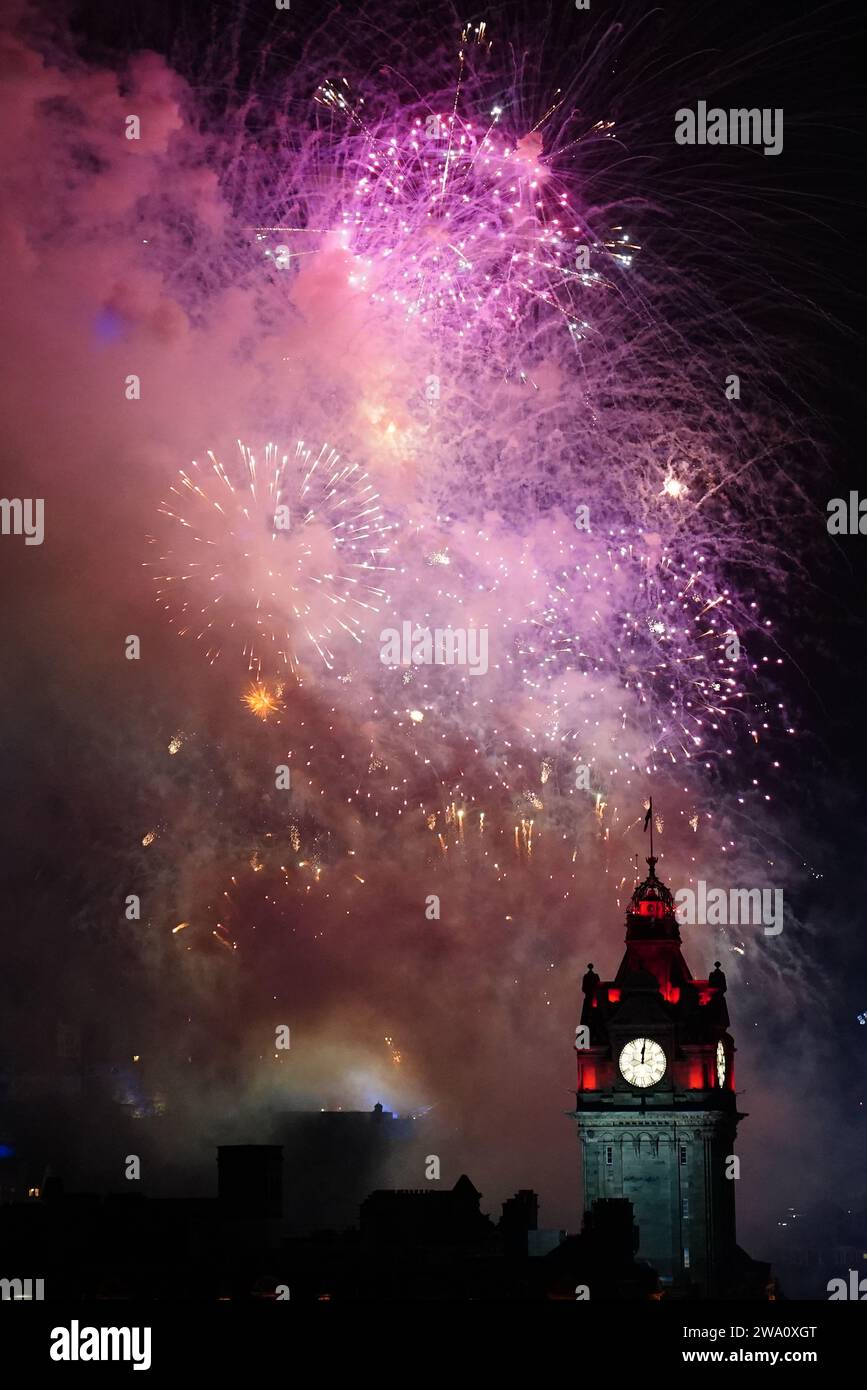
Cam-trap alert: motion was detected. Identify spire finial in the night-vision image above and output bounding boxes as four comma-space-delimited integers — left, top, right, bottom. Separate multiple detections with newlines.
643, 796, 654, 860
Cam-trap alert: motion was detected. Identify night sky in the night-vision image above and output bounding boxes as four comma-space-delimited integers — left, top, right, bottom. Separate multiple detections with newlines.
0, 0, 864, 1268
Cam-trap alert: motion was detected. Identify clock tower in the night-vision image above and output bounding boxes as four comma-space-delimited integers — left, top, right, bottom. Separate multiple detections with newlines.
570, 855, 742, 1296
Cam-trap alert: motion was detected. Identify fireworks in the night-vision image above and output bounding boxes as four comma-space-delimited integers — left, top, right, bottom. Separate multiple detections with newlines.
128, 8, 809, 984
661, 473, 688, 499
3, 0, 843, 1245
257, 25, 629, 373
242, 681, 283, 719
149, 441, 396, 676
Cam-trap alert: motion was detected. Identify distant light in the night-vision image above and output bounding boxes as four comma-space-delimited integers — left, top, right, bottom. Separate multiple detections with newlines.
409, 709, 424, 722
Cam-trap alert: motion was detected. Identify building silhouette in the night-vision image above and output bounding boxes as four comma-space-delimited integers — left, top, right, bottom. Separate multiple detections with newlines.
0, 1138, 664, 1300
265, 1103, 415, 1232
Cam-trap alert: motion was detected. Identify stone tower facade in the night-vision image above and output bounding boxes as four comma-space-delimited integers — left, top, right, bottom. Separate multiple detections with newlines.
570, 856, 742, 1296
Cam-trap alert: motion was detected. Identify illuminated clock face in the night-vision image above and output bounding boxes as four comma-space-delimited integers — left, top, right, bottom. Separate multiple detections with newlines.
716, 1040, 727, 1088
619, 1037, 666, 1088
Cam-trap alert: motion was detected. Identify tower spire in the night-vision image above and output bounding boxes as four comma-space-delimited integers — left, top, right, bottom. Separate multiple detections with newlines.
643, 796, 654, 866
572, 805, 747, 1297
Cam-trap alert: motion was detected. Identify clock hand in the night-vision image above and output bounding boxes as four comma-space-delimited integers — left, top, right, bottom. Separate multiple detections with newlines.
641, 1041, 646, 1063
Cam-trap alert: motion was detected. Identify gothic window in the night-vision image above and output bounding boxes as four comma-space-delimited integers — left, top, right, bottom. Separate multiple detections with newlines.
605, 1145, 614, 1166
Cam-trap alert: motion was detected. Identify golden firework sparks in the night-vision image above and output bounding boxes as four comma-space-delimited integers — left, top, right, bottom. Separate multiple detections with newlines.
242, 681, 282, 719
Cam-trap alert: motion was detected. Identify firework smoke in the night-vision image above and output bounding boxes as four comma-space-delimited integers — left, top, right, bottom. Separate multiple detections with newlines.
0, 0, 853, 1241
